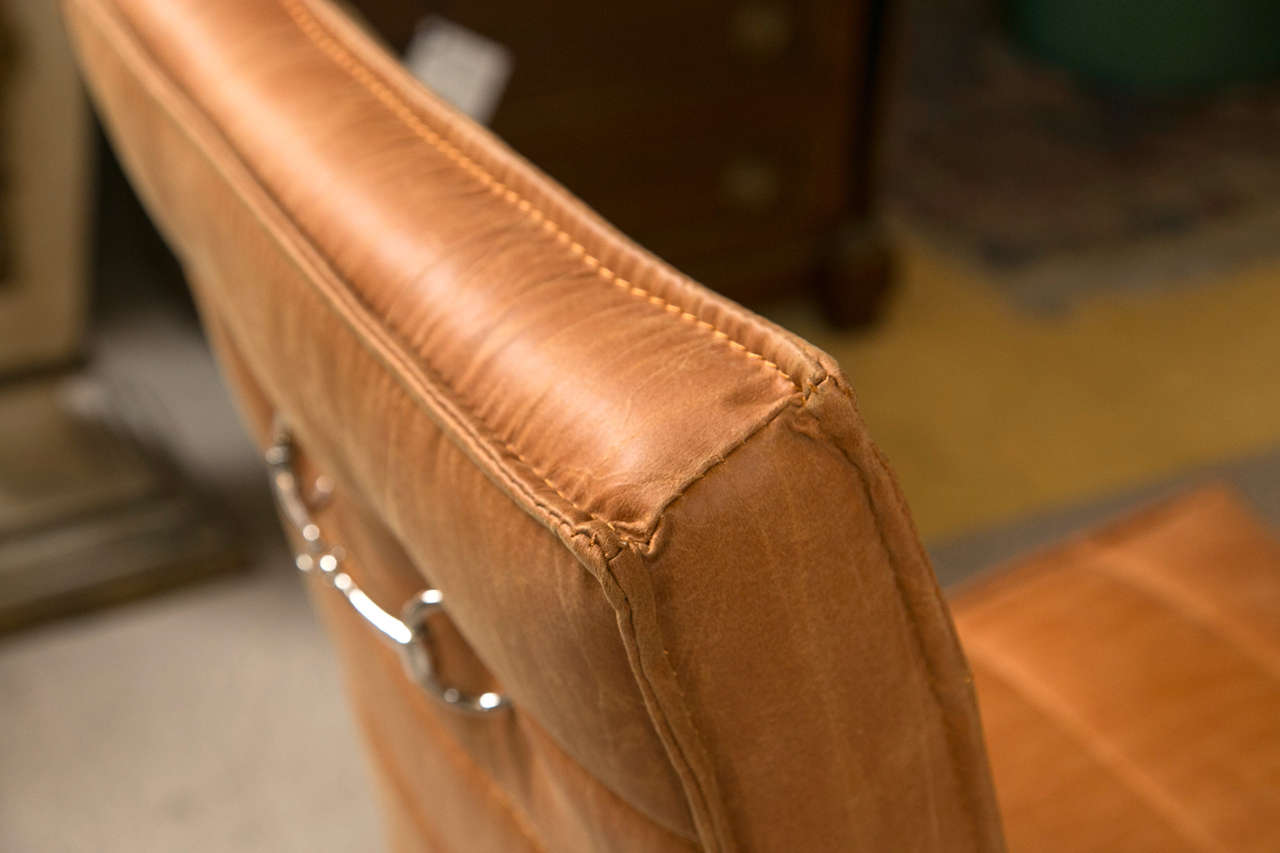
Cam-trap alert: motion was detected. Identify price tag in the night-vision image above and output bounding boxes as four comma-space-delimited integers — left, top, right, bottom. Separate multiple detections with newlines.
404, 17, 512, 125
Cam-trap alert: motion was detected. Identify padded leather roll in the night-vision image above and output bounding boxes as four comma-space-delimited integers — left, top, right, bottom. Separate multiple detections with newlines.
61, 0, 1006, 849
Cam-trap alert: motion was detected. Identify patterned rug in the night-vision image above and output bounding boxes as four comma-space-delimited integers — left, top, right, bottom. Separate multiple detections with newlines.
886, 33, 1280, 312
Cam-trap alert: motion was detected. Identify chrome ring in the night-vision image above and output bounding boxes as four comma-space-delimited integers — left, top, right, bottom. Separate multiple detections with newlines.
400, 589, 509, 715
266, 419, 509, 715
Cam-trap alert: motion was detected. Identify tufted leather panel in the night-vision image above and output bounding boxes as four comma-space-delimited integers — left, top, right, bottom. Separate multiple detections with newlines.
954, 486, 1280, 853
61, 0, 1005, 849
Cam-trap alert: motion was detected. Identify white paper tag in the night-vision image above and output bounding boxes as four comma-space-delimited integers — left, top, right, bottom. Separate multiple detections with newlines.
403, 17, 512, 125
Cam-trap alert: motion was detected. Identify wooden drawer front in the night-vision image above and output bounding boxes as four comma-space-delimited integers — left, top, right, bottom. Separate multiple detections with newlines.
416, 0, 863, 98
495, 89, 851, 264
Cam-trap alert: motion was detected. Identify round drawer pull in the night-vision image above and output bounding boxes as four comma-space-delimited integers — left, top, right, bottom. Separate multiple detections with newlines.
730, 2, 794, 62
720, 155, 782, 214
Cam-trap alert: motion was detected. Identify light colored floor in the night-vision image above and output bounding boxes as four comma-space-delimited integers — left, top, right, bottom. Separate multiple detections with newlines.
1, 555, 379, 852
0, 309, 381, 853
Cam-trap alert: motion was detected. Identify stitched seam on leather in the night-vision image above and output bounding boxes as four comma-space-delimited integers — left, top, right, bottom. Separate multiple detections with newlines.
601, 547, 724, 852
831, 434, 994, 849
318, 469, 704, 846
599, 384, 835, 851
75, 5, 698, 847
84, 4, 970, 845
274, 0, 822, 558
96, 0, 817, 559
85, 0, 633, 553
207, 253, 702, 847
355, 567, 702, 852
637, 375, 831, 555
278, 0, 798, 392
634, 388, 994, 849
75, 0, 636, 585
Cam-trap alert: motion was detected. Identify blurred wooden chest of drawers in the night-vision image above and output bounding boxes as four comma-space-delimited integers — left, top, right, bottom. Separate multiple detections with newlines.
349, 0, 893, 323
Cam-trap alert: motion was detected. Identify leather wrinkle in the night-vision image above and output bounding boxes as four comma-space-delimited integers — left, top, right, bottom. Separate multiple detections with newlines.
81, 0, 621, 559
591, 378, 851, 849
602, 378, 990, 851
196, 305, 546, 849
642, 375, 832, 552
72, 0, 984, 848
274, 0, 836, 556
278, 0, 800, 393
210, 289, 702, 849
94, 0, 827, 562
67, 0, 703, 844
327, 516, 703, 851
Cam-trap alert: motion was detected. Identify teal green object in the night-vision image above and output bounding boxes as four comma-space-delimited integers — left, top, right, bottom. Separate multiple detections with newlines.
1008, 0, 1280, 94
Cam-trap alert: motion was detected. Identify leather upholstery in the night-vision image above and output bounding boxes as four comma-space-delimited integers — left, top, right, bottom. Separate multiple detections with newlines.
954, 486, 1280, 853
62, 1, 1280, 850
61, 0, 1004, 849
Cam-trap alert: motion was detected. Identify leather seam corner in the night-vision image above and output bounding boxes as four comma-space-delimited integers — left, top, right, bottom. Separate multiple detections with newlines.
637, 373, 831, 556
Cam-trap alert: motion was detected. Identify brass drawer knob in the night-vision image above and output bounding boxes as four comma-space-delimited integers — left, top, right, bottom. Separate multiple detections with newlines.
720, 155, 782, 214
730, 2, 794, 62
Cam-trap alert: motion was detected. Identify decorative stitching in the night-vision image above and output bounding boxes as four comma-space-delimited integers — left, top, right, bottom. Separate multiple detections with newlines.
89, 0, 817, 559
81, 0, 633, 562
637, 375, 830, 552
846, 440, 999, 849
278, 0, 798, 392
85, 0, 826, 549
602, 548, 727, 850
272, 0, 825, 553
82, 5, 982, 849
231, 8, 986, 846
75, 4, 728, 849
604, 386, 988, 852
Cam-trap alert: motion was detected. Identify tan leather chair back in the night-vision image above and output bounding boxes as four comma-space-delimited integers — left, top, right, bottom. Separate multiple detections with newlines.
62, 0, 1005, 849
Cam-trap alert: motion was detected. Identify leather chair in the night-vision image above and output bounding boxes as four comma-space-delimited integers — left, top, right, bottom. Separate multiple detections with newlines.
62, 0, 1279, 850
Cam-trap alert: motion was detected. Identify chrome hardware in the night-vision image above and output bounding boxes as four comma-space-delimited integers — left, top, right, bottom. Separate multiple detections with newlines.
266, 419, 508, 715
